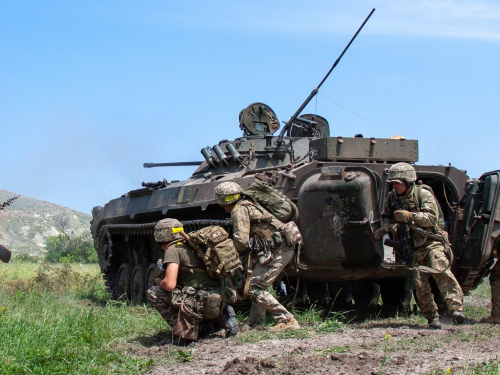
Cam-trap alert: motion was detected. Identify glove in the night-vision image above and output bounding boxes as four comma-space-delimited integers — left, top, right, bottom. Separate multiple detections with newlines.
374, 224, 390, 240
153, 277, 162, 287
394, 210, 413, 222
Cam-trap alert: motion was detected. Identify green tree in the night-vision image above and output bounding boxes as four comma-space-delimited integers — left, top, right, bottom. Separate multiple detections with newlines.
45, 232, 97, 263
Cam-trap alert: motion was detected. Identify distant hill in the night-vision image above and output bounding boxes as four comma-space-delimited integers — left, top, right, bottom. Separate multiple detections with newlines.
0, 190, 92, 256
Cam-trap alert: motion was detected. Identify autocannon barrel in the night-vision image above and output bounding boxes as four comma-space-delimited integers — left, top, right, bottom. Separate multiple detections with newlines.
143, 162, 204, 168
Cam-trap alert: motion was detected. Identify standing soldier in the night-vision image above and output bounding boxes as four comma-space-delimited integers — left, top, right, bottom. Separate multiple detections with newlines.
480, 249, 500, 324
147, 218, 238, 342
214, 181, 301, 333
374, 163, 465, 329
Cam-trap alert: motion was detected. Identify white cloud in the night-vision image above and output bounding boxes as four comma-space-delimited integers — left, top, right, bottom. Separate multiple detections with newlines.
68, 0, 500, 41
187, 0, 500, 41
377, 0, 500, 40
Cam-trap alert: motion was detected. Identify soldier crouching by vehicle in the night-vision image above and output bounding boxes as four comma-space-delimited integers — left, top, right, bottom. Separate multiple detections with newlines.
374, 163, 465, 329
480, 248, 500, 324
147, 218, 238, 343
214, 181, 301, 333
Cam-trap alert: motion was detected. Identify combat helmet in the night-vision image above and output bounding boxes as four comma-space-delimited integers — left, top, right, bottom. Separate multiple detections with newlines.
387, 162, 417, 184
214, 181, 243, 205
154, 218, 184, 244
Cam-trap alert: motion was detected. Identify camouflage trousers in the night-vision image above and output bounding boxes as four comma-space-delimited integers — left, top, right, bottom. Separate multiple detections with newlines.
412, 241, 463, 319
489, 260, 500, 317
147, 286, 215, 341
247, 245, 295, 324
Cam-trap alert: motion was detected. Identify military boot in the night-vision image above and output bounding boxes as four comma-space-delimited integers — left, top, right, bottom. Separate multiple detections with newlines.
220, 305, 239, 337
244, 303, 266, 327
428, 316, 442, 329
451, 310, 466, 325
268, 317, 301, 333
479, 315, 500, 324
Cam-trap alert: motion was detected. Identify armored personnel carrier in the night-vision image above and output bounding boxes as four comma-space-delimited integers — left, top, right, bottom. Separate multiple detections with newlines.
89, 98, 500, 309
90, 10, 500, 310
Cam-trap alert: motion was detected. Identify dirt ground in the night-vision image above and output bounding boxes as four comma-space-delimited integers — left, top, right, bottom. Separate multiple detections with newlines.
131, 293, 500, 375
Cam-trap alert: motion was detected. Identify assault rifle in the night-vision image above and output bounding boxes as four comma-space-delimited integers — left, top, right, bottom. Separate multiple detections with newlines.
384, 190, 413, 265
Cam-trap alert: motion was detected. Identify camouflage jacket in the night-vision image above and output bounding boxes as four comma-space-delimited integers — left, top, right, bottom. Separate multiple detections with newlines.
381, 186, 441, 248
231, 199, 284, 252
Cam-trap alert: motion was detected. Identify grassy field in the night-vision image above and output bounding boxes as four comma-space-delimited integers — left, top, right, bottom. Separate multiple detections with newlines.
0, 262, 497, 374
0, 262, 165, 375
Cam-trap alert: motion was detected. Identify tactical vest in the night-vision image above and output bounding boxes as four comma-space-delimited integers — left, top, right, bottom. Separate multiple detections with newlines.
163, 241, 221, 288
188, 225, 244, 279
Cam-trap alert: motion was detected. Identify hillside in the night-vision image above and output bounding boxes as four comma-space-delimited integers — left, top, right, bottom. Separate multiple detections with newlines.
0, 190, 92, 256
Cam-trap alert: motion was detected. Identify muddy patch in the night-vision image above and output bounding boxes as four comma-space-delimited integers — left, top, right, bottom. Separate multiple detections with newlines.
142, 323, 499, 375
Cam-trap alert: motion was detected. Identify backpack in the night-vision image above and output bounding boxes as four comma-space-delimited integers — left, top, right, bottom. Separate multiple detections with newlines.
242, 179, 299, 222
413, 184, 445, 231
188, 225, 244, 279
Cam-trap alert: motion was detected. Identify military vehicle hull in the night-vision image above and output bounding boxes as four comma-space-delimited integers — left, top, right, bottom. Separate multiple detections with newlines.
90, 9, 500, 310
90, 131, 500, 310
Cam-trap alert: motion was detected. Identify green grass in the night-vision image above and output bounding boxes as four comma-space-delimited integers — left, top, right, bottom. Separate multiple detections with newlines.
1, 262, 495, 373
467, 359, 500, 375
0, 262, 166, 375
236, 303, 348, 344
430, 359, 500, 375
462, 278, 492, 320
315, 344, 351, 356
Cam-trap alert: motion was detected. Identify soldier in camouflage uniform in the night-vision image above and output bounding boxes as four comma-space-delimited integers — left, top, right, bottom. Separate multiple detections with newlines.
374, 163, 465, 329
214, 181, 301, 333
147, 218, 238, 342
480, 249, 500, 324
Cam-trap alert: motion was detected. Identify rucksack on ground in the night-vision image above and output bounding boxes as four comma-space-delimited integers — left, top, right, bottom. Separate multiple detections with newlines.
242, 178, 299, 222
188, 225, 243, 279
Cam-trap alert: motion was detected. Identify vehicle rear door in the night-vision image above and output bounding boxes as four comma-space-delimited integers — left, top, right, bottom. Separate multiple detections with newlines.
452, 170, 500, 268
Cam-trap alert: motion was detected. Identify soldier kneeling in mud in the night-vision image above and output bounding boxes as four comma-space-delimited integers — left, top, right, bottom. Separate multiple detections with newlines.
147, 218, 238, 343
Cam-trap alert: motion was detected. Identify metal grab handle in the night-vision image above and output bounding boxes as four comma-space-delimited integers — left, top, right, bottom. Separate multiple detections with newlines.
347, 218, 369, 226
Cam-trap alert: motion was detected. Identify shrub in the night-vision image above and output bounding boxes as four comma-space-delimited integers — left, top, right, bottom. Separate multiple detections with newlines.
45, 232, 97, 263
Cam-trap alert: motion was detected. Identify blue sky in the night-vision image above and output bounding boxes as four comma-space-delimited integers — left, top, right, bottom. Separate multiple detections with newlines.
1, 1, 499, 214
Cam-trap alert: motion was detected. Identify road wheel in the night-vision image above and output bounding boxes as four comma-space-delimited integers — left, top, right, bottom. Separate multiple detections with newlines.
131, 265, 148, 304
116, 263, 134, 300
306, 281, 330, 306
328, 281, 354, 309
145, 263, 158, 296
379, 279, 412, 311
351, 280, 380, 309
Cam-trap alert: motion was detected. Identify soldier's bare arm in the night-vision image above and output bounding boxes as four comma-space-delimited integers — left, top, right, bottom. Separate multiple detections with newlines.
160, 263, 179, 292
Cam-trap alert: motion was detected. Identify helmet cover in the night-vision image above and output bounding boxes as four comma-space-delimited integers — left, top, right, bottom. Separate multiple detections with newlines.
387, 162, 417, 184
214, 181, 243, 205
154, 218, 184, 244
